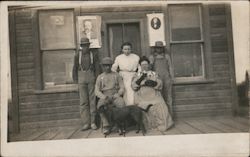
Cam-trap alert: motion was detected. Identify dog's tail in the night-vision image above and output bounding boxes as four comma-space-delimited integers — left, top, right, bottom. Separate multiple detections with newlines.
140, 104, 153, 112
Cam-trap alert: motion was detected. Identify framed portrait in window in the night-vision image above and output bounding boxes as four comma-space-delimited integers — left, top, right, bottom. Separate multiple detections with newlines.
77, 16, 102, 48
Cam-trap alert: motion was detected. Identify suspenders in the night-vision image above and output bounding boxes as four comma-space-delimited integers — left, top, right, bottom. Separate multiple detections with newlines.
78, 49, 94, 71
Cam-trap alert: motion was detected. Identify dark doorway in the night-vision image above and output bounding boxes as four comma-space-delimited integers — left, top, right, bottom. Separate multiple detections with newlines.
107, 22, 141, 58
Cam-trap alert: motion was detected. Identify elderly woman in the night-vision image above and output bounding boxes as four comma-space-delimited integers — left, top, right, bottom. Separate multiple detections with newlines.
131, 56, 174, 131
112, 42, 140, 106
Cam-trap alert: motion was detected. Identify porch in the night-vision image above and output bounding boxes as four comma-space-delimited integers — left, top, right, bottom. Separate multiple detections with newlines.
9, 115, 249, 142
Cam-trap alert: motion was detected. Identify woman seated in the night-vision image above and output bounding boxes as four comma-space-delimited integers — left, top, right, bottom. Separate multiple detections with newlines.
131, 56, 174, 131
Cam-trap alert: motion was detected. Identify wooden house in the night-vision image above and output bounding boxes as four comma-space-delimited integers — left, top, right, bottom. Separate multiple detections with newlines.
8, 2, 238, 133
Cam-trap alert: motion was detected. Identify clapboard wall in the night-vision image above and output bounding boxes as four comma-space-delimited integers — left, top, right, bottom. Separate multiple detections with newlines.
9, 9, 81, 131
173, 4, 237, 118
78, 4, 237, 118
9, 3, 237, 131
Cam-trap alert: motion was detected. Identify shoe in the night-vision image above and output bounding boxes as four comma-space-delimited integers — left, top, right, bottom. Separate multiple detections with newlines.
103, 127, 111, 135
91, 123, 97, 130
81, 124, 90, 131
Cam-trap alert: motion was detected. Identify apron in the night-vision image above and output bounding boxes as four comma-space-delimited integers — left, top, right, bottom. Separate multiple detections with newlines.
119, 71, 136, 106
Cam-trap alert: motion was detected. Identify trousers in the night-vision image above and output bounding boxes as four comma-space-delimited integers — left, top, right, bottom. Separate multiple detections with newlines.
78, 70, 96, 126
161, 75, 173, 117
119, 71, 136, 106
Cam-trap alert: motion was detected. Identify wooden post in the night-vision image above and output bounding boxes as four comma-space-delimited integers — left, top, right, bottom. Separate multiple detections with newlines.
225, 3, 239, 116
32, 10, 43, 90
9, 11, 20, 133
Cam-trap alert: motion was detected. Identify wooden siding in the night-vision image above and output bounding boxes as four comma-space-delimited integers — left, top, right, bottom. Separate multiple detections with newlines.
12, 9, 81, 130
79, 6, 162, 59
173, 4, 235, 118
10, 3, 237, 130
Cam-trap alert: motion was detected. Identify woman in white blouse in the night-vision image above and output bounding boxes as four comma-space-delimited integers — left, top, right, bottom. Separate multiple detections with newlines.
111, 42, 140, 106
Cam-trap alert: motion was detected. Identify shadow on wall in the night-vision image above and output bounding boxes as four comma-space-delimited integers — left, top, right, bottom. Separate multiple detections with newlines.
237, 71, 249, 116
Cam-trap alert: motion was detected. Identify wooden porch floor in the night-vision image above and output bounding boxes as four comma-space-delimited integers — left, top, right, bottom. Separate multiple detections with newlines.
9, 116, 249, 142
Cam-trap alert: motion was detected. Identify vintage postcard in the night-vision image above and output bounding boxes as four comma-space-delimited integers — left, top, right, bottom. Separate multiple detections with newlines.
0, 1, 249, 157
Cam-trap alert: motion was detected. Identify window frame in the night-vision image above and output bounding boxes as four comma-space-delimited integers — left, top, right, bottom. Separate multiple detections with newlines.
171, 43, 205, 80
166, 3, 214, 84
34, 8, 78, 93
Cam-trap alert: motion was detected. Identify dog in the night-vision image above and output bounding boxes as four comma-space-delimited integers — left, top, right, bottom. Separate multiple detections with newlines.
99, 104, 153, 137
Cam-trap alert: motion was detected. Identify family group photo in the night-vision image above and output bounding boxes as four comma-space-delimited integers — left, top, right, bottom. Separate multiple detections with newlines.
3, 1, 249, 154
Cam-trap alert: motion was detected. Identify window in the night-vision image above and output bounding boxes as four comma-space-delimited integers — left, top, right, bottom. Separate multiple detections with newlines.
42, 50, 74, 87
38, 9, 76, 90
169, 4, 205, 80
107, 22, 141, 58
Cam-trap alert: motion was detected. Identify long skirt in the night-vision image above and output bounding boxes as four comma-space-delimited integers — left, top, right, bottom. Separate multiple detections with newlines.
119, 71, 136, 106
134, 86, 174, 131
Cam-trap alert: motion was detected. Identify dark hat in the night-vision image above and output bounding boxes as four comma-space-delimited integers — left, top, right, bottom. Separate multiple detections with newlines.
101, 57, 113, 65
153, 41, 165, 47
80, 37, 90, 45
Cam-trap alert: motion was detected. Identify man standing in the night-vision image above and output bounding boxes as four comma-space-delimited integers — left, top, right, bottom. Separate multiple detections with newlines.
95, 57, 126, 135
72, 37, 100, 131
149, 41, 174, 117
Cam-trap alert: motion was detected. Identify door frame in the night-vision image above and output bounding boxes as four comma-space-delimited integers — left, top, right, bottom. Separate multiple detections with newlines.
104, 19, 145, 59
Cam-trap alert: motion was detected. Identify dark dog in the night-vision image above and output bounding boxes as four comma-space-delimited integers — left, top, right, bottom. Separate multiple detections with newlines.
99, 104, 153, 137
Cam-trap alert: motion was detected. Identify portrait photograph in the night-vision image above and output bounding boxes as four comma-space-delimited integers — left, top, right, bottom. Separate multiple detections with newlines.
0, 1, 249, 157
77, 16, 102, 48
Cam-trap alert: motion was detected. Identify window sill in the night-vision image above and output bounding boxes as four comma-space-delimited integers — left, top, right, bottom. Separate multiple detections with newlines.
34, 84, 78, 94
173, 79, 216, 85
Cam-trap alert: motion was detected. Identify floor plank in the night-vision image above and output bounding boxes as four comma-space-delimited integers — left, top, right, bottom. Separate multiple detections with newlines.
9, 129, 36, 142
183, 119, 221, 133
174, 120, 203, 134
8, 116, 249, 141
53, 127, 79, 140
106, 133, 120, 138
69, 128, 91, 139
34, 128, 60, 140
87, 129, 105, 138
146, 129, 164, 136
122, 130, 143, 137
106, 126, 143, 138
231, 116, 249, 126
215, 117, 249, 132
163, 125, 183, 135
195, 119, 239, 133
26, 129, 48, 141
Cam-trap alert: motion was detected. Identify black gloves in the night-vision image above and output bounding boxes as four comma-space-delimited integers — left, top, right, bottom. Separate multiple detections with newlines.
135, 73, 147, 85
144, 80, 157, 87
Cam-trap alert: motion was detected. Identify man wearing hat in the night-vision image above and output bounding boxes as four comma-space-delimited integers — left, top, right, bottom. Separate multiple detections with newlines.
149, 41, 174, 117
95, 57, 126, 134
72, 37, 100, 131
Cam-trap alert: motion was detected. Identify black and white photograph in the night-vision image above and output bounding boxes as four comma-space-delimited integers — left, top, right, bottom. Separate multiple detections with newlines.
77, 16, 102, 48
0, 1, 249, 157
